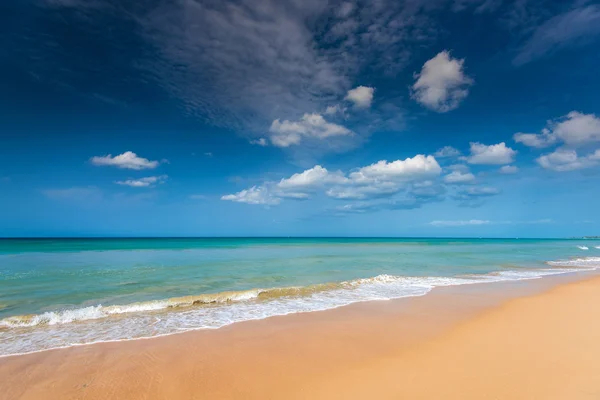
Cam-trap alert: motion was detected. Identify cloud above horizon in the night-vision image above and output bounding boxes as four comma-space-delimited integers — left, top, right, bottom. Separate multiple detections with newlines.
466, 142, 517, 165
222, 154, 443, 206
345, 86, 375, 108
90, 151, 161, 170
536, 148, 600, 172
514, 111, 600, 148
268, 113, 353, 148
411, 51, 473, 112
115, 175, 168, 188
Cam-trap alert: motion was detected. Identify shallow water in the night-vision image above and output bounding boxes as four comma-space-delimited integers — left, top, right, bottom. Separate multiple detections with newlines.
1, 237, 599, 356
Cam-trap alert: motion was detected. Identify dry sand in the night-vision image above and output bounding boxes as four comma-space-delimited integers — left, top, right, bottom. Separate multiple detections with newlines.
1, 273, 600, 399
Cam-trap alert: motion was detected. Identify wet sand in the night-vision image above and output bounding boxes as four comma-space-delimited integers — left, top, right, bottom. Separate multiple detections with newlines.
1, 272, 599, 399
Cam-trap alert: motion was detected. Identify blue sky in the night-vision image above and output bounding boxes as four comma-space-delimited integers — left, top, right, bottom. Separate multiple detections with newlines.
1, 0, 600, 237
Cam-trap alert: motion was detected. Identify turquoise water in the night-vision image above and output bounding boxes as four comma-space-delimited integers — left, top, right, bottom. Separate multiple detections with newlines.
1, 237, 599, 356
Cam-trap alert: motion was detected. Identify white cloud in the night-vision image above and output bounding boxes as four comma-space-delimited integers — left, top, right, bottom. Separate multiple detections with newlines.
221, 186, 280, 205
115, 175, 168, 188
514, 5, 600, 65
434, 146, 461, 158
499, 165, 519, 174
513, 130, 556, 148
552, 111, 600, 146
349, 155, 442, 183
269, 113, 353, 147
90, 151, 160, 170
443, 170, 476, 184
429, 219, 490, 227
536, 148, 600, 172
276, 165, 346, 191
411, 51, 473, 112
221, 154, 442, 206
250, 138, 268, 146
514, 112, 600, 148
467, 142, 517, 165
345, 86, 375, 108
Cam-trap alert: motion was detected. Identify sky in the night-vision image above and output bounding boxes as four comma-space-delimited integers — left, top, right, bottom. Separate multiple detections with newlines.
1, 0, 600, 237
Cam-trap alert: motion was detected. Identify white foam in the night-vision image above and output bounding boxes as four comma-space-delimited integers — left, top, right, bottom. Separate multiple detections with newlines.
547, 257, 600, 267
0, 265, 597, 357
577, 246, 589, 250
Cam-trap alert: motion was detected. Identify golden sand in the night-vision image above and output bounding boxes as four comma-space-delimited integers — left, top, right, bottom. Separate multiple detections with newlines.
1, 273, 599, 399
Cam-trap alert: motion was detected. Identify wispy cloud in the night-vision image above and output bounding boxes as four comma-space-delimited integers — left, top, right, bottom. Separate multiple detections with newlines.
429, 218, 553, 227
429, 219, 490, 226
115, 175, 168, 188
514, 5, 600, 65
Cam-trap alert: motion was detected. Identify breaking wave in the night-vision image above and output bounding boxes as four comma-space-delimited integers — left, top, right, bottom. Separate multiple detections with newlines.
1, 259, 599, 357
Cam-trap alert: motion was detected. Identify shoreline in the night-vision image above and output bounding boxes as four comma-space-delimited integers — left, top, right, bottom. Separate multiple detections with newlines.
2, 269, 600, 399
0, 265, 594, 359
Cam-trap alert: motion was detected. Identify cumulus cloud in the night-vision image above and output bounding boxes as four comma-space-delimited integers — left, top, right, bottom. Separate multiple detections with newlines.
499, 165, 519, 174
222, 154, 443, 206
345, 86, 375, 108
411, 51, 473, 112
467, 142, 517, 165
115, 175, 168, 188
268, 113, 353, 147
514, 5, 600, 65
434, 146, 461, 158
221, 186, 281, 206
536, 148, 600, 172
443, 170, 476, 184
552, 112, 600, 146
277, 165, 346, 191
514, 111, 600, 148
348, 155, 442, 183
90, 151, 160, 170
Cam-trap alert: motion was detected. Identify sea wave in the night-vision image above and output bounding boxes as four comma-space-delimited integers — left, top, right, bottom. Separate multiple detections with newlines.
1, 259, 599, 357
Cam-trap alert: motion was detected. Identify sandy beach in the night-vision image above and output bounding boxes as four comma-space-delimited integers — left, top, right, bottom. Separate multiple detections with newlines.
1, 272, 600, 400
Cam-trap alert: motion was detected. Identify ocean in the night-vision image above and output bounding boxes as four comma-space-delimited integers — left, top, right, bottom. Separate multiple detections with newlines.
1, 237, 599, 357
